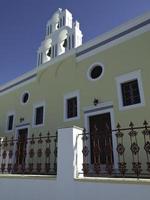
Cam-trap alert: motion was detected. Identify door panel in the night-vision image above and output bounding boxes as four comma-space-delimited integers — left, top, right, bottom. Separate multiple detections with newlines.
16, 128, 28, 166
89, 113, 113, 165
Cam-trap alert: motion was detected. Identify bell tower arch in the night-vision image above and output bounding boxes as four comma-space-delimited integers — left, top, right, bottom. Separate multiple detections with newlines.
37, 8, 83, 66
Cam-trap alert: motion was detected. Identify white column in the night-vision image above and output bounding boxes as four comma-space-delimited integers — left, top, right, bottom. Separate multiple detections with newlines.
57, 127, 83, 181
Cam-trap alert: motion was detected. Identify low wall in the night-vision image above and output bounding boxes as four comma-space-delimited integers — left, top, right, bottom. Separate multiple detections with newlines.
0, 127, 149, 200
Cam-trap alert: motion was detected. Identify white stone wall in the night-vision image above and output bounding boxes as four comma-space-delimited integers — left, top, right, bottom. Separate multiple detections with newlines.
0, 127, 149, 200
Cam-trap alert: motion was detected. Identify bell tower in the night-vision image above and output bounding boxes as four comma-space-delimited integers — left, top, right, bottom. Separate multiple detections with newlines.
37, 8, 83, 66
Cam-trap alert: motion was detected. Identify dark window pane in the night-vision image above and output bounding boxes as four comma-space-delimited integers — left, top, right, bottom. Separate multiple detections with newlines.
90, 65, 103, 79
22, 93, 29, 103
35, 106, 44, 125
67, 97, 77, 118
8, 115, 14, 130
121, 79, 141, 106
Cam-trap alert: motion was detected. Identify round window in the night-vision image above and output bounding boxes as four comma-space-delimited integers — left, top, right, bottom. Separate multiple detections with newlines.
21, 92, 29, 104
88, 64, 104, 81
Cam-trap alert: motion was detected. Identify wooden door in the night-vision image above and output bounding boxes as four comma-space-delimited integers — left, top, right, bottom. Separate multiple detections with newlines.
89, 113, 113, 165
16, 128, 28, 166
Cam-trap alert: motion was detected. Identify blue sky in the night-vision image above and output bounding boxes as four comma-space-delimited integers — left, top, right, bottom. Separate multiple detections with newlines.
0, 0, 150, 85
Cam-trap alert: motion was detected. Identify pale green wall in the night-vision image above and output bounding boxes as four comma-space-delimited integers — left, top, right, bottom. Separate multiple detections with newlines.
0, 31, 150, 137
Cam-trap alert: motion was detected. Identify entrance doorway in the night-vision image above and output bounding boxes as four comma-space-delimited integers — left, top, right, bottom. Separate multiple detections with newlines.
89, 112, 114, 165
16, 128, 28, 167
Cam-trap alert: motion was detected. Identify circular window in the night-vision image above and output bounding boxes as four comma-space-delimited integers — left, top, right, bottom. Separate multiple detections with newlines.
21, 92, 29, 104
88, 64, 104, 81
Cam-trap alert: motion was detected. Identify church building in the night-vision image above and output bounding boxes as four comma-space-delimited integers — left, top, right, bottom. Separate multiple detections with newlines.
0, 8, 150, 176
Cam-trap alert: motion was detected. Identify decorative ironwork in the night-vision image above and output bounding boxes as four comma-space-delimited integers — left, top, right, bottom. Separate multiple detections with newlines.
0, 132, 57, 175
2, 151, 7, 159
118, 162, 127, 176
10, 136, 14, 146
46, 132, 51, 143
116, 131, 124, 138
142, 120, 150, 136
147, 162, 150, 172
128, 122, 138, 137
130, 143, 140, 155
29, 149, 34, 158
38, 133, 43, 144
37, 149, 42, 158
3, 137, 8, 147
82, 146, 89, 157
13, 164, 18, 172
45, 163, 50, 173
116, 144, 125, 155
142, 129, 150, 136
81, 121, 150, 178
7, 163, 12, 173
37, 163, 42, 172
106, 163, 113, 175
132, 162, 142, 177
28, 163, 34, 172
45, 148, 51, 157
53, 131, 58, 172
30, 134, 35, 144
1, 163, 5, 172
9, 150, 13, 158
116, 123, 124, 138
144, 142, 150, 154
82, 163, 89, 175
94, 163, 101, 174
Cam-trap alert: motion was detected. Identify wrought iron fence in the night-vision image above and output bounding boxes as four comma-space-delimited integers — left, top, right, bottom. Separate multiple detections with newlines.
82, 121, 150, 178
0, 132, 57, 175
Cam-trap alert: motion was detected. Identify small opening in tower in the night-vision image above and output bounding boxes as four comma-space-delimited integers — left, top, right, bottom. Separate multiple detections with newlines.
57, 23, 59, 29
47, 47, 51, 57
63, 39, 67, 48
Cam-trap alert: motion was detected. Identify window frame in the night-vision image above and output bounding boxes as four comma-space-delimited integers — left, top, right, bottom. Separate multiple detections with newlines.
32, 102, 45, 127
87, 63, 104, 81
116, 70, 145, 111
21, 91, 30, 105
64, 91, 80, 122
6, 112, 15, 133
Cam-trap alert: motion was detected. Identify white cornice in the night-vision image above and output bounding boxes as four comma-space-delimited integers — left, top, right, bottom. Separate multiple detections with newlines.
0, 49, 76, 95
76, 12, 150, 61
0, 69, 37, 95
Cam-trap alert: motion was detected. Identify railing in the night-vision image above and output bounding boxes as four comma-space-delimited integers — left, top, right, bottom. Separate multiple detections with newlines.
0, 132, 57, 175
81, 121, 150, 178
